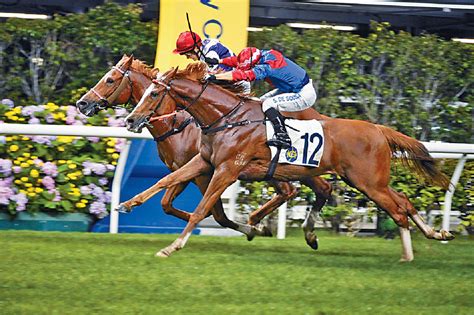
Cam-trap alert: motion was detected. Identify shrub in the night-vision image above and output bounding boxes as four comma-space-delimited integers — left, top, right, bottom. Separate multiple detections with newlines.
0, 99, 128, 217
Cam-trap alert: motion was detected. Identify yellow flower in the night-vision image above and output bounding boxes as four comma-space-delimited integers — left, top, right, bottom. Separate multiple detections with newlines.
111, 153, 120, 160
5, 111, 15, 117
22, 153, 31, 157
35, 187, 44, 193
80, 199, 88, 204
19, 189, 27, 194
45, 102, 59, 111
17, 157, 25, 162
30, 169, 39, 178
27, 192, 37, 197
21, 137, 30, 141
13, 107, 22, 114
53, 112, 66, 120
66, 173, 77, 180
20, 177, 28, 182
27, 187, 34, 192
25, 183, 33, 188
107, 139, 116, 147
9, 116, 19, 121
58, 160, 66, 164
58, 146, 65, 152
68, 163, 77, 169
20, 163, 29, 168
13, 160, 20, 165
37, 179, 42, 183
57, 136, 74, 143
106, 148, 115, 153
9, 145, 19, 152
5, 136, 12, 141
75, 202, 86, 208
31, 155, 38, 159
111, 161, 117, 166
18, 118, 25, 122
27, 160, 34, 165
14, 180, 22, 185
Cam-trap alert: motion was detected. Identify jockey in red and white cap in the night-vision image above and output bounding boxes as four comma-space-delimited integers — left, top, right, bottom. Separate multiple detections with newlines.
173, 31, 235, 72
206, 47, 317, 149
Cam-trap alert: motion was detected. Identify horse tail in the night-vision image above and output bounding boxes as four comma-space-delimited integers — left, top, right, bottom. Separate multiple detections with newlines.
376, 125, 450, 190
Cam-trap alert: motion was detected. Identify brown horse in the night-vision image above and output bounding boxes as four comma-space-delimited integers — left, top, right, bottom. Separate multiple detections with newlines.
123, 62, 454, 261
76, 55, 332, 242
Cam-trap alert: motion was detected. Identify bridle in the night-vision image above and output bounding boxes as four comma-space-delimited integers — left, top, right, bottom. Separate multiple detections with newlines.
90, 66, 133, 109
144, 76, 251, 134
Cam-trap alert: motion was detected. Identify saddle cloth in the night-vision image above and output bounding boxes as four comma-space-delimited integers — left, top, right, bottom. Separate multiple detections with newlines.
266, 118, 324, 167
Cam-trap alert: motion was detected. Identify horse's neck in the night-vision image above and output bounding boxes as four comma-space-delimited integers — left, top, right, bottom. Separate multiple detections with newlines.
176, 80, 242, 127
130, 71, 152, 105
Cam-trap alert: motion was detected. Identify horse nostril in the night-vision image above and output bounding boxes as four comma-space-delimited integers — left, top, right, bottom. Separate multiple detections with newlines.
126, 118, 134, 124
76, 100, 88, 107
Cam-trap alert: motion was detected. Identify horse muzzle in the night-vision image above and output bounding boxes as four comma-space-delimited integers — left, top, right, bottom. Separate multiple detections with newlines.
125, 115, 148, 133
76, 100, 101, 117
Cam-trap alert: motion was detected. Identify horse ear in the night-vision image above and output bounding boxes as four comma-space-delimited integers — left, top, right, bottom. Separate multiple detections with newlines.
122, 55, 133, 69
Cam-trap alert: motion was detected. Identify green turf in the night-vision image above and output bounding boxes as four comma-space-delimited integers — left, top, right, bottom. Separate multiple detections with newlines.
0, 229, 472, 315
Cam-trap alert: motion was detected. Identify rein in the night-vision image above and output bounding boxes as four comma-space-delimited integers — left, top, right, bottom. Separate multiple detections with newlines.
149, 111, 194, 142
91, 66, 133, 108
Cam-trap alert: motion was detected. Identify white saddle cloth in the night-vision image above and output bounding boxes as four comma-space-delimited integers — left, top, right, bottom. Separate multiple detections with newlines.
266, 119, 324, 167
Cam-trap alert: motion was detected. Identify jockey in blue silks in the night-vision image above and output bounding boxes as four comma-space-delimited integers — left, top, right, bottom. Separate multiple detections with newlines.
205, 47, 317, 149
173, 31, 251, 93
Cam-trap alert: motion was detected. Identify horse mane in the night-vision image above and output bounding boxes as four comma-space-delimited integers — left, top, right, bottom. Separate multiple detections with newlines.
174, 61, 249, 96
118, 55, 159, 79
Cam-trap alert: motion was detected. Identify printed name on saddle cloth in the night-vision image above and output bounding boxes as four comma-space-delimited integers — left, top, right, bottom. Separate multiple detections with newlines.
266, 119, 324, 167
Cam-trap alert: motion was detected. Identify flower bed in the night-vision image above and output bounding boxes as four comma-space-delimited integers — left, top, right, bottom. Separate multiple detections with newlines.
0, 99, 129, 218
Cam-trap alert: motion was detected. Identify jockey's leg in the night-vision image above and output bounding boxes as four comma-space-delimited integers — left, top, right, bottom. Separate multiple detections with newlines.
261, 80, 317, 149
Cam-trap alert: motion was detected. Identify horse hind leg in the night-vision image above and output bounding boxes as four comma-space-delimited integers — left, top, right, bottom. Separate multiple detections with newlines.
301, 177, 332, 250
390, 189, 454, 241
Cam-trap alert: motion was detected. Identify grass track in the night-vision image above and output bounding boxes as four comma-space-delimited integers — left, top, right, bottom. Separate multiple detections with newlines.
0, 229, 473, 315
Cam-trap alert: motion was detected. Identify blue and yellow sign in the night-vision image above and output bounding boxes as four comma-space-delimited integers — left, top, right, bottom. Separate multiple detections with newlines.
285, 146, 298, 162
155, 0, 250, 70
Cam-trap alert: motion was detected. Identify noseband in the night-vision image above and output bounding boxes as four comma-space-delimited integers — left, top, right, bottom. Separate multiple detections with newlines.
91, 66, 133, 109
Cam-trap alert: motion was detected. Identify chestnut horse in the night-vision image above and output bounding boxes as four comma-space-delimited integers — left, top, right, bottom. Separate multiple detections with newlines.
124, 63, 454, 261
76, 55, 332, 242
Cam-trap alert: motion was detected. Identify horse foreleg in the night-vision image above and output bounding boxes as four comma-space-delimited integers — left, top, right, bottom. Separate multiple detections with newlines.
116, 154, 211, 212
161, 182, 192, 222
399, 227, 414, 262
301, 177, 332, 250
155, 164, 239, 257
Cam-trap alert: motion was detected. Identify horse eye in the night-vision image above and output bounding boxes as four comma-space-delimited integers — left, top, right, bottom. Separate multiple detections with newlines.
151, 91, 158, 98
106, 78, 114, 84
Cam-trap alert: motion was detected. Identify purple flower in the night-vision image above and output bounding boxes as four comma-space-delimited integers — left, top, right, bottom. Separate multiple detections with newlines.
0, 186, 14, 205
0, 136, 5, 144
82, 161, 106, 175
41, 162, 58, 177
115, 108, 128, 117
106, 164, 115, 171
114, 139, 126, 152
22, 105, 43, 116
1, 99, 14, 108
42, 176, 56, 190
89, 201, 107, 215
31, 136, 53, 145
45, 114, 55, 123
80, 185, 92, 195
0, 159, 12, 176
33, 159, 43, 166
91, 185, 105, 198
98, 177, 108, 186
0, 177, 13, 187
28, 117, 40, 124
11, 192, 28, 211
12, 166, 22, 174
107, 117, 125, 127
87, 137, 100, 143
52, 189, 61, 202
65, 116, 77, 125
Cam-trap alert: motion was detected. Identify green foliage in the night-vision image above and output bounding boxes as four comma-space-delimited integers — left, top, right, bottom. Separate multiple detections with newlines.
0, 2, 157, 104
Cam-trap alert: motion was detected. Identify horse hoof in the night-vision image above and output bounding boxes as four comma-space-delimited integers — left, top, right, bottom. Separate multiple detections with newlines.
305, 233, 319, 250
259, 224, 273, 237
155, 250, 170, 258
116, 203, 131, 213
399, 257, 414, 263
441, 230, 455, 240
246, 233, 255, 242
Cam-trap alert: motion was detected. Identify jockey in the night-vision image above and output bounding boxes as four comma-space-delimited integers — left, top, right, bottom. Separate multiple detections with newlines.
205, 47, 317, 149
173, 31, 251, 93
173, 31, 234, 72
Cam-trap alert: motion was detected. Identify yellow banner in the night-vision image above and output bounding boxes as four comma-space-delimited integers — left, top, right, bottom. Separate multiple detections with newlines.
155, 0, 250, 70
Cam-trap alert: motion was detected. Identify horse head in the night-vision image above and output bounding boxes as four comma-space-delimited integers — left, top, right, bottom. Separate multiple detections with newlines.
125, 67, 180, 133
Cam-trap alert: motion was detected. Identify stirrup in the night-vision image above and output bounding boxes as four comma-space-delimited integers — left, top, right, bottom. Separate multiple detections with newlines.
267, 136, 291, 149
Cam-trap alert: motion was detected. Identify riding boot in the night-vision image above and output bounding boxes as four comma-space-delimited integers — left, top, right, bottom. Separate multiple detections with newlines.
264, 107, 291, 149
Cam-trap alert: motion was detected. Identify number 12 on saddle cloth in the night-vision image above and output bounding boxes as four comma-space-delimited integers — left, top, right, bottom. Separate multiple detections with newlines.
266, 119, 325, 167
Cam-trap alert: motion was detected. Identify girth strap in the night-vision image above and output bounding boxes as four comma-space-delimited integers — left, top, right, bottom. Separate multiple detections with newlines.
264, 147, 282, 180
